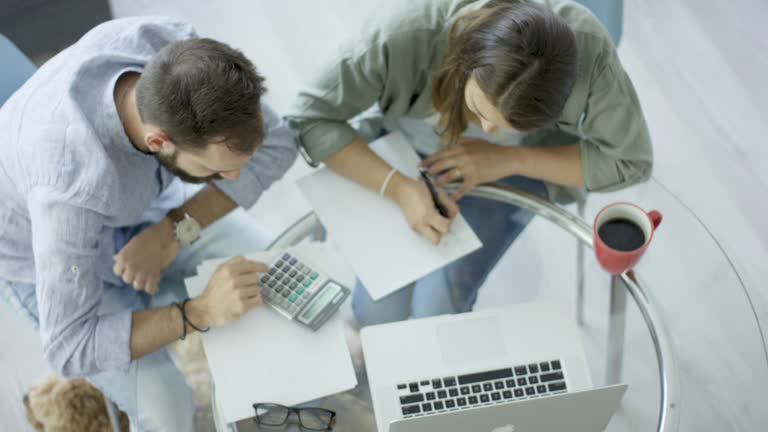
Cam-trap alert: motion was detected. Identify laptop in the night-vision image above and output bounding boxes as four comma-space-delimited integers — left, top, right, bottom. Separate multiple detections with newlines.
361, 303, 627, 432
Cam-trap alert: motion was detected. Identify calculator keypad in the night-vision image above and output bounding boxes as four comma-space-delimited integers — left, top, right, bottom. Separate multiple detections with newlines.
260, 253, 320, 317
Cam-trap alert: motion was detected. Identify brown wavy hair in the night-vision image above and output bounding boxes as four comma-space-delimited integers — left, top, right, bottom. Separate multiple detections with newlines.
433, 1, 579, 143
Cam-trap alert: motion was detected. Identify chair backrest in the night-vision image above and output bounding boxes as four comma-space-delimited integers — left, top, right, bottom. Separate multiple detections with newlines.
574, 0, 624, 46
0, 34, 36, 106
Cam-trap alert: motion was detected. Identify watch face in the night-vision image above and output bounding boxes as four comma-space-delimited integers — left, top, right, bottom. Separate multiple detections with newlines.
176, 217, 201, 245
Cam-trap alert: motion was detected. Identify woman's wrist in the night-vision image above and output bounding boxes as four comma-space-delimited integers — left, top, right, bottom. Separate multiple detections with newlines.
502, 145, 526, 177
379, 168, 398, 197
385, 171, 408, 203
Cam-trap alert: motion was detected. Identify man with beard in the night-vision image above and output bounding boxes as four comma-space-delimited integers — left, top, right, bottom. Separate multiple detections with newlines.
0, 17, 296, 431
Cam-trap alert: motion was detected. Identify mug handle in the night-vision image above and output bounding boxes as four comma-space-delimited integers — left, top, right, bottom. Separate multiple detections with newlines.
648, 210, 663, 229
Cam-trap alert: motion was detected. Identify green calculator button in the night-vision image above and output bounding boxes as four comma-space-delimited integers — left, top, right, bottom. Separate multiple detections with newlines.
303, 279, 312, 287
310, 272, 319, 280
289, 294, 298, 303
296, 287, 305, 295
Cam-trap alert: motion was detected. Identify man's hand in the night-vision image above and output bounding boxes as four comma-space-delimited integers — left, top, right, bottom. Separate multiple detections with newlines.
421, 138, 521, 200
190, 256, 267, 327
129, 256, 266, 360
389, 173, 459, 245
113, 218, 180, 294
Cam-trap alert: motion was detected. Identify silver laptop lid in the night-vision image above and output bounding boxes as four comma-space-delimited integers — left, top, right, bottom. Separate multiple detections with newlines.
390, 384, 627, 432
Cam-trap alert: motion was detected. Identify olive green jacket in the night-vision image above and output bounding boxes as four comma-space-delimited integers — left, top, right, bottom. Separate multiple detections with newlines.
285, 0, 653, 196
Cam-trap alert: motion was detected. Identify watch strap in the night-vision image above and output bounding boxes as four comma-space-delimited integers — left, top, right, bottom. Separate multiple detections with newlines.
167, 207, 187, 224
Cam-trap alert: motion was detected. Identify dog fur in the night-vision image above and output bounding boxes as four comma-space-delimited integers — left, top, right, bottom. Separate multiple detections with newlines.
24, 374, 130, 432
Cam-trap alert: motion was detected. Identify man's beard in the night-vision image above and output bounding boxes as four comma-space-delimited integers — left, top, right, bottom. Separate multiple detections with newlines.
156, 149, 223, 184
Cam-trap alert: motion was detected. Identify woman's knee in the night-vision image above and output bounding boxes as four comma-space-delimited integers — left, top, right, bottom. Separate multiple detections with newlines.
352, 281, 413, 326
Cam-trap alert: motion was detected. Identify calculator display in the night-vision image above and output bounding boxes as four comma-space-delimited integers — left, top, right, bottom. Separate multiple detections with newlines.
300, 283, 341, 324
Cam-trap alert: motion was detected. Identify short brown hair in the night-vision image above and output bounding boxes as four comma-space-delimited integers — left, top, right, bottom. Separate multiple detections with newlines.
433, 1, 579, 143
136, 38, 266, 153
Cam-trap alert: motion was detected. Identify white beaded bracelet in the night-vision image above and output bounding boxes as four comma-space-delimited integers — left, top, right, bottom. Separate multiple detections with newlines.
379, 168, 398, 197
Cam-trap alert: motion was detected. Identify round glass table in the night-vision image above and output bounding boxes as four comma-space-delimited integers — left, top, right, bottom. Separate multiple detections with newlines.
222, 177, 767, 432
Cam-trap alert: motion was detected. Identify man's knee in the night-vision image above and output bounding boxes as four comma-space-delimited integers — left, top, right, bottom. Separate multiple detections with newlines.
134, 350, 195, 432
135, 390, 194, 432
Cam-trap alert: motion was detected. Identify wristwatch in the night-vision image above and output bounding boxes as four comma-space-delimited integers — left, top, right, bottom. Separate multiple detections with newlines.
167, 208, 201, 246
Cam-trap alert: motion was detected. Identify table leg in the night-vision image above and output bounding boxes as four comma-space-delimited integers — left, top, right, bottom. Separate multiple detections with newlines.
576, 239, 585, 325
104, 398, 122, 432
606, 273, 627, 384
312, 224, 327, 242
575, 200, 586, 326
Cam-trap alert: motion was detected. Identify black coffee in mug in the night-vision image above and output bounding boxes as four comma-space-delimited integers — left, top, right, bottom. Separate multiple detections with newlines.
598, 218, 646, 252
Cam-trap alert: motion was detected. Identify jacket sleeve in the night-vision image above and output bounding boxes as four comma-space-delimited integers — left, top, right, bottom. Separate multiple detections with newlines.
579, 43, 654, 192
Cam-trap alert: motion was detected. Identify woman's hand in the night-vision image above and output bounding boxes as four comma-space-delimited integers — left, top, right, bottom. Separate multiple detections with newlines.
421, 138, 520, 200
389, 173, 459, 245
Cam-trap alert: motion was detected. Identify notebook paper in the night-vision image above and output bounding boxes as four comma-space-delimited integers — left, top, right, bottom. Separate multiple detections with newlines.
297, 132, 482, 300
185, 244, 356, 424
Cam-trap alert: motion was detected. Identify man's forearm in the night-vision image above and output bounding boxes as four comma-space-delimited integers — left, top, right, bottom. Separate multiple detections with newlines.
130, 298, 208, 359
513, 143, 584, 188
176, 184, 238, 229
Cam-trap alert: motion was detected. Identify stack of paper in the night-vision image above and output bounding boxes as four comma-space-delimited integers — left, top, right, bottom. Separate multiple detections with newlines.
185, 243, 357, 424
297, 132, 482, 301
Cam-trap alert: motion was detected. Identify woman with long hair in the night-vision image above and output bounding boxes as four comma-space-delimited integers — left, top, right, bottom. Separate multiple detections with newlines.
286, 0, 652, 326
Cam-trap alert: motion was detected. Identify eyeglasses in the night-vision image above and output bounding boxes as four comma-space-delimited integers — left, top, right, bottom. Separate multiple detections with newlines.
252, 403, 337, 430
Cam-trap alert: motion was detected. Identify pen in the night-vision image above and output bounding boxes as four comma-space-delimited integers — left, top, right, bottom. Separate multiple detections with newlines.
418, 166, 449, 217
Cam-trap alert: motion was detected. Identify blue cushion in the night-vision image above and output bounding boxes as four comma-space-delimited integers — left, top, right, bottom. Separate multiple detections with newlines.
0, 34, 36, 105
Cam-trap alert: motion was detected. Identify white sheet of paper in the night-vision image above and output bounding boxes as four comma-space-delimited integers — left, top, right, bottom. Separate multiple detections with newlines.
297, 132, 482, 300
185, 244, 357, 424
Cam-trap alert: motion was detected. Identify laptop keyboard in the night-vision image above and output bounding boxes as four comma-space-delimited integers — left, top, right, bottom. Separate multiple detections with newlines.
396, 360, 567, 418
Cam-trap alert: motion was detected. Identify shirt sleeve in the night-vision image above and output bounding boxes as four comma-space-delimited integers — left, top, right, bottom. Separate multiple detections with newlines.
212, 103, 298, 209
284, 40, 393, 164
579, 45, 654, 192
27, 186, 132, 377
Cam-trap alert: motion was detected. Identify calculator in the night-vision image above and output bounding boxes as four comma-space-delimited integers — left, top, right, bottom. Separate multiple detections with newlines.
259, 252, 351, 331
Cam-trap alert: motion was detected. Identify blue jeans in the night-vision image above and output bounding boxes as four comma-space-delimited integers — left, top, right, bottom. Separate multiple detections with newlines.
351, 175, 548, 326
0, 210, 268, 432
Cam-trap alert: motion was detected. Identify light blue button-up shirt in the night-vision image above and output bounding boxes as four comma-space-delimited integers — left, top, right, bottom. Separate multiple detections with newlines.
0, 17, 298, 376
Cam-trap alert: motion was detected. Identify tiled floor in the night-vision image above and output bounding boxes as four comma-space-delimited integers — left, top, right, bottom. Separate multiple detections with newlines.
3, 1, 766, 431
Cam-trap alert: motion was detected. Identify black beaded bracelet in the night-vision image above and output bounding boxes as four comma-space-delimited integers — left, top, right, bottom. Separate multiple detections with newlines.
181, 298, 210, 333
173, 302, 187, 341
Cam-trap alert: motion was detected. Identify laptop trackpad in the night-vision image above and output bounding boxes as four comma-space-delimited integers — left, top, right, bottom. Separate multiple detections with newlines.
436, 317, 506, 365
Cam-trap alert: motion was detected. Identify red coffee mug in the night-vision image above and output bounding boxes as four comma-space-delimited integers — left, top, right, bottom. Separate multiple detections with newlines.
593, 202, 662, 275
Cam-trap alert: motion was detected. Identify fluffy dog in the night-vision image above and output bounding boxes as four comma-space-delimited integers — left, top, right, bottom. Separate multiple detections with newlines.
24, 374, 129, 432
22, 333, 215, 432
